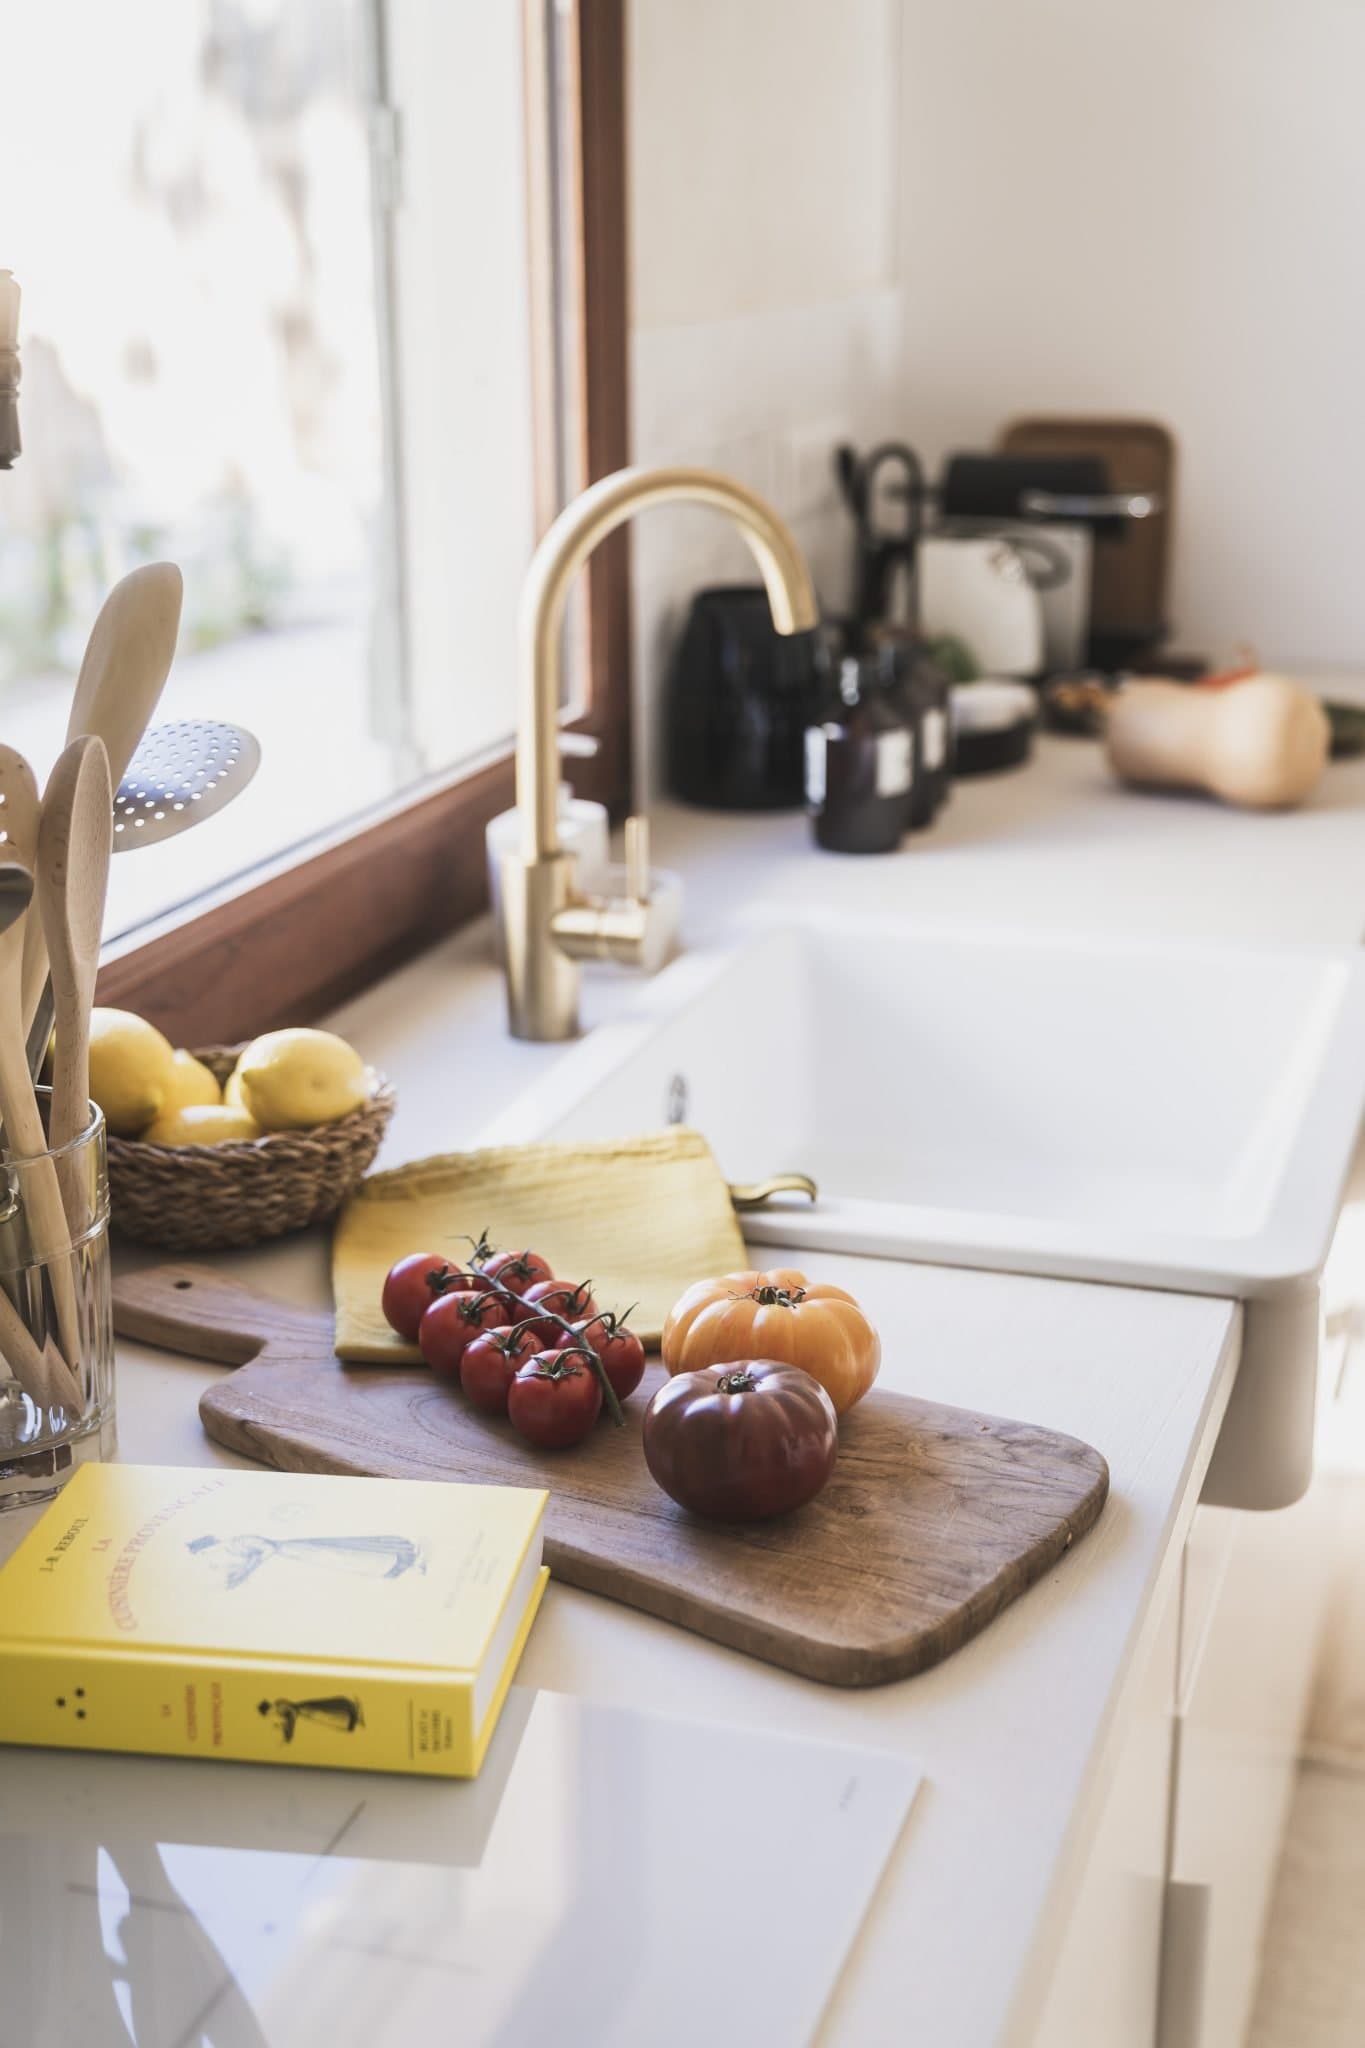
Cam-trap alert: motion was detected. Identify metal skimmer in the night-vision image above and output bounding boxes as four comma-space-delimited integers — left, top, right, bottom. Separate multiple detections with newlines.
25, 719, 262, 1076
111, 719, 261, 851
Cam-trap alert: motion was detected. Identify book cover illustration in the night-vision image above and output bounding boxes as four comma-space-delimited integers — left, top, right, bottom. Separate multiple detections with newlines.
187, 1528, 427, 1590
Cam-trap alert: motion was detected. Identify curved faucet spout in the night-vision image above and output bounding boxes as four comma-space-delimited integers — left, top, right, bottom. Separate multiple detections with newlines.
502, 463, 819, 1040
516, 465, 819, 864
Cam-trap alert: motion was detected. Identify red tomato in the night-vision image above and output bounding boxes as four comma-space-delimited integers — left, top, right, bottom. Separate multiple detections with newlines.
517, 1278, 598, 1346
418, 1289, 509, 1380
558, 1311, 646, 1404
478, 1247, 555, 1299
460, 1322, 542, 1416
642, 1361, 838, 1521
381, 1254, 462, 1342
507, 1349, 603, 1448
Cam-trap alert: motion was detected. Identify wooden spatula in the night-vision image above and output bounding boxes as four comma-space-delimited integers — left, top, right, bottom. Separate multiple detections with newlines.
21, 562, 183, 1032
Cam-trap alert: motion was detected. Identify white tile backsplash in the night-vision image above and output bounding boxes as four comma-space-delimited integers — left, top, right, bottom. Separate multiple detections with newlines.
629, 288, 907, 800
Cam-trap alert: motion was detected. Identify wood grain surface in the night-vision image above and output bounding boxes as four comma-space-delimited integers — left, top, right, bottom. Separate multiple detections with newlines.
113, 1263, 1111, 1688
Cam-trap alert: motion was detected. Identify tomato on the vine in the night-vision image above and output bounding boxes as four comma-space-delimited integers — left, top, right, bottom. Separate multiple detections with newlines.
457, 1230, 555, 1302
418, 1289, 510, 1380
479, 1247, 555, 1299
517, 1278, 598, 1346
557, 1310, 646, 1404
381, 1254, 464, 1342
461, 1322, 543, 1416
507, 1348, 603, 1448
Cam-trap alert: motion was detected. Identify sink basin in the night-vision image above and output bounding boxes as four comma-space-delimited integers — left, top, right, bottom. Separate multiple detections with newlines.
482, 909, 1365, 1507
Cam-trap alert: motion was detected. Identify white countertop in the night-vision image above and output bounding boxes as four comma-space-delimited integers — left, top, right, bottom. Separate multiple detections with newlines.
10, 722, 1361, 2045
646, 714, 1365, 952
4, 1243, 1238, 2048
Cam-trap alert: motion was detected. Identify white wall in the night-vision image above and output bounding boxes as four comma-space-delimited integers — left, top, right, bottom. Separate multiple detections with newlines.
627, 0, 906, 797
896, 0, 1365, 669
626, 0, 1365, 800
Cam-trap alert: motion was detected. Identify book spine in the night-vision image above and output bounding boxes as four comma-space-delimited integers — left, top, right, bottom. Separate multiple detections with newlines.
0, 1644, 478, 1776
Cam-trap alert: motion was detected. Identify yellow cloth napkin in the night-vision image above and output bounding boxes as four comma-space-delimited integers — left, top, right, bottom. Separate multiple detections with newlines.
332, 1127, 747, 1361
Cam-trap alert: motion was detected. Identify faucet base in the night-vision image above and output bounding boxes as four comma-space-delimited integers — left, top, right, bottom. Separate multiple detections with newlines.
500, 849, 583, 1041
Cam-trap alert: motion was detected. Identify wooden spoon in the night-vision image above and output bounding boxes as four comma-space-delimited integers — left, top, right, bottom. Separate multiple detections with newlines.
66, 562, 184, 779
0, 747, 84, 1402
37, 737, 112, 1159
21, 562, 183, 1031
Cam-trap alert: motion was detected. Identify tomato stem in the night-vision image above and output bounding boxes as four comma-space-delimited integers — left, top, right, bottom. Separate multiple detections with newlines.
716, 1368, 760, 1395
477, 1272, 626, 1428
748, 1284, 807, 1309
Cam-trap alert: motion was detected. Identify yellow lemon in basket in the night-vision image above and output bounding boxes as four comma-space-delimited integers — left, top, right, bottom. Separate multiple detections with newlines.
223, 1066, 247, 1109
235, 1028, 369, 1132
88, 1008, 176, 1136
142, 1104, 260, 1147
163, 1049, 222, 1114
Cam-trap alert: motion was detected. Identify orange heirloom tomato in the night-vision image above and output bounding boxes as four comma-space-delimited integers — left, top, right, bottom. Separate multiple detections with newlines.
661, 1268, 880, 1416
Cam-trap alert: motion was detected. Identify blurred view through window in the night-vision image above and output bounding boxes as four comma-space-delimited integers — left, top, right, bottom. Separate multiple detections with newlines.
0, 0, 537, 938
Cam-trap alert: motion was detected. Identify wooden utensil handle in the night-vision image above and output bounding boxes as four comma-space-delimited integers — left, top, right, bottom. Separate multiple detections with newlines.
112, 1263, 318, 1367
19, 921, 48, 1042
0, 1038, 84, 1375
0, 1282, 78, 1407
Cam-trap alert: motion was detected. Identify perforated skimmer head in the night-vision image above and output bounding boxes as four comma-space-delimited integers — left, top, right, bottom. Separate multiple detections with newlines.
111, 719, 261, 851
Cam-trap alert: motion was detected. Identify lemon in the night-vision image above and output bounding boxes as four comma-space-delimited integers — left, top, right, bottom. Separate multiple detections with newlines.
142, 1103, 261, 1147
162, 1049, 222, 1114
236, 1028, 370, 1131
88, 1009, 177, 1136
223, 1067, 247, 1110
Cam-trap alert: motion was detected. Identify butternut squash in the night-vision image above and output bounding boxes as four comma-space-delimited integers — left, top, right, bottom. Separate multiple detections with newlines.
1105, 674, 1329, 810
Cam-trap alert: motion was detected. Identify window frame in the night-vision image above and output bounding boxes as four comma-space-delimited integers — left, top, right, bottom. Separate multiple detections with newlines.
95, 0, 631, 1046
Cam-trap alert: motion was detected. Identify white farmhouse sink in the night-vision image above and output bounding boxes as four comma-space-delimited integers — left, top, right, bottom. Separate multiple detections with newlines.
483, 910, 1365, 1507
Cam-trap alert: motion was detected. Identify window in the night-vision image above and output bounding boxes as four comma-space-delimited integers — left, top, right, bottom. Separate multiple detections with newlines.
0, 0, 626, 1019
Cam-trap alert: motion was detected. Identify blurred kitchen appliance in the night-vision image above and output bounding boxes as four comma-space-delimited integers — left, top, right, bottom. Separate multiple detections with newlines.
998, 417, 1176, 669
835, 442, 925, 642
918, 534, 1045, 677
664, 585, 824, 810
938, 452, 1160, 674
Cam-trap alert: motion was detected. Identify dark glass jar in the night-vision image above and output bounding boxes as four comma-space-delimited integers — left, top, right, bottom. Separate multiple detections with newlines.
665, 587, 824, 810
871, 635, 953, 829
805, 654, 916, 854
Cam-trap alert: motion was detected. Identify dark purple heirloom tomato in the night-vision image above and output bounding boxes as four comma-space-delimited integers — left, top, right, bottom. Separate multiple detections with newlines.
642, 1360, 838, 1521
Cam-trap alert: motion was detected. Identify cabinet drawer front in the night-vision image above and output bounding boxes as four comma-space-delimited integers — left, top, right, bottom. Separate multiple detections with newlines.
1170, 1485, 1331, 2046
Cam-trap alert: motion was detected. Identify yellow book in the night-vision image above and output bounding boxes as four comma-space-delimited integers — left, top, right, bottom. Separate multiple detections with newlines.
0, 1464, 548, 1778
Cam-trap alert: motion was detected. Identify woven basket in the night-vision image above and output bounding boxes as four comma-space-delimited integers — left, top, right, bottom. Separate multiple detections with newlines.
107, 1046, 395, 1253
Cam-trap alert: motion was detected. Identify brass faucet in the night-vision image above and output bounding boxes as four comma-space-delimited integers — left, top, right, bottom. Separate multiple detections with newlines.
501, 464, 820, 1040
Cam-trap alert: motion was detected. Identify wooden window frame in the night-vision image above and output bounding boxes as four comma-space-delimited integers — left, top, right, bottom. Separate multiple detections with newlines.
96, 0, 630, 1047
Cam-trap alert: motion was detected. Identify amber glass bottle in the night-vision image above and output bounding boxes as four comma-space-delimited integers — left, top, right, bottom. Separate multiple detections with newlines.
805, 654, 916, 853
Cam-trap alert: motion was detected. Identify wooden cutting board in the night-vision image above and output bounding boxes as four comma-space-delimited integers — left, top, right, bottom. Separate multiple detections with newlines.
113, 1265, 1110, 1689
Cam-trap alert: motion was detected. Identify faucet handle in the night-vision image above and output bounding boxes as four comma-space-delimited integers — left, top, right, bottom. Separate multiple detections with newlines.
624, 814, 651, 904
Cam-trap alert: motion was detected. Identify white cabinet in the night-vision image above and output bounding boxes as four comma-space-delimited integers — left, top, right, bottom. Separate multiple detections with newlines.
1161, 1486, 1332, 2048
1032, 1569, 1180, 2048
1034, 1479, 1331, 2048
